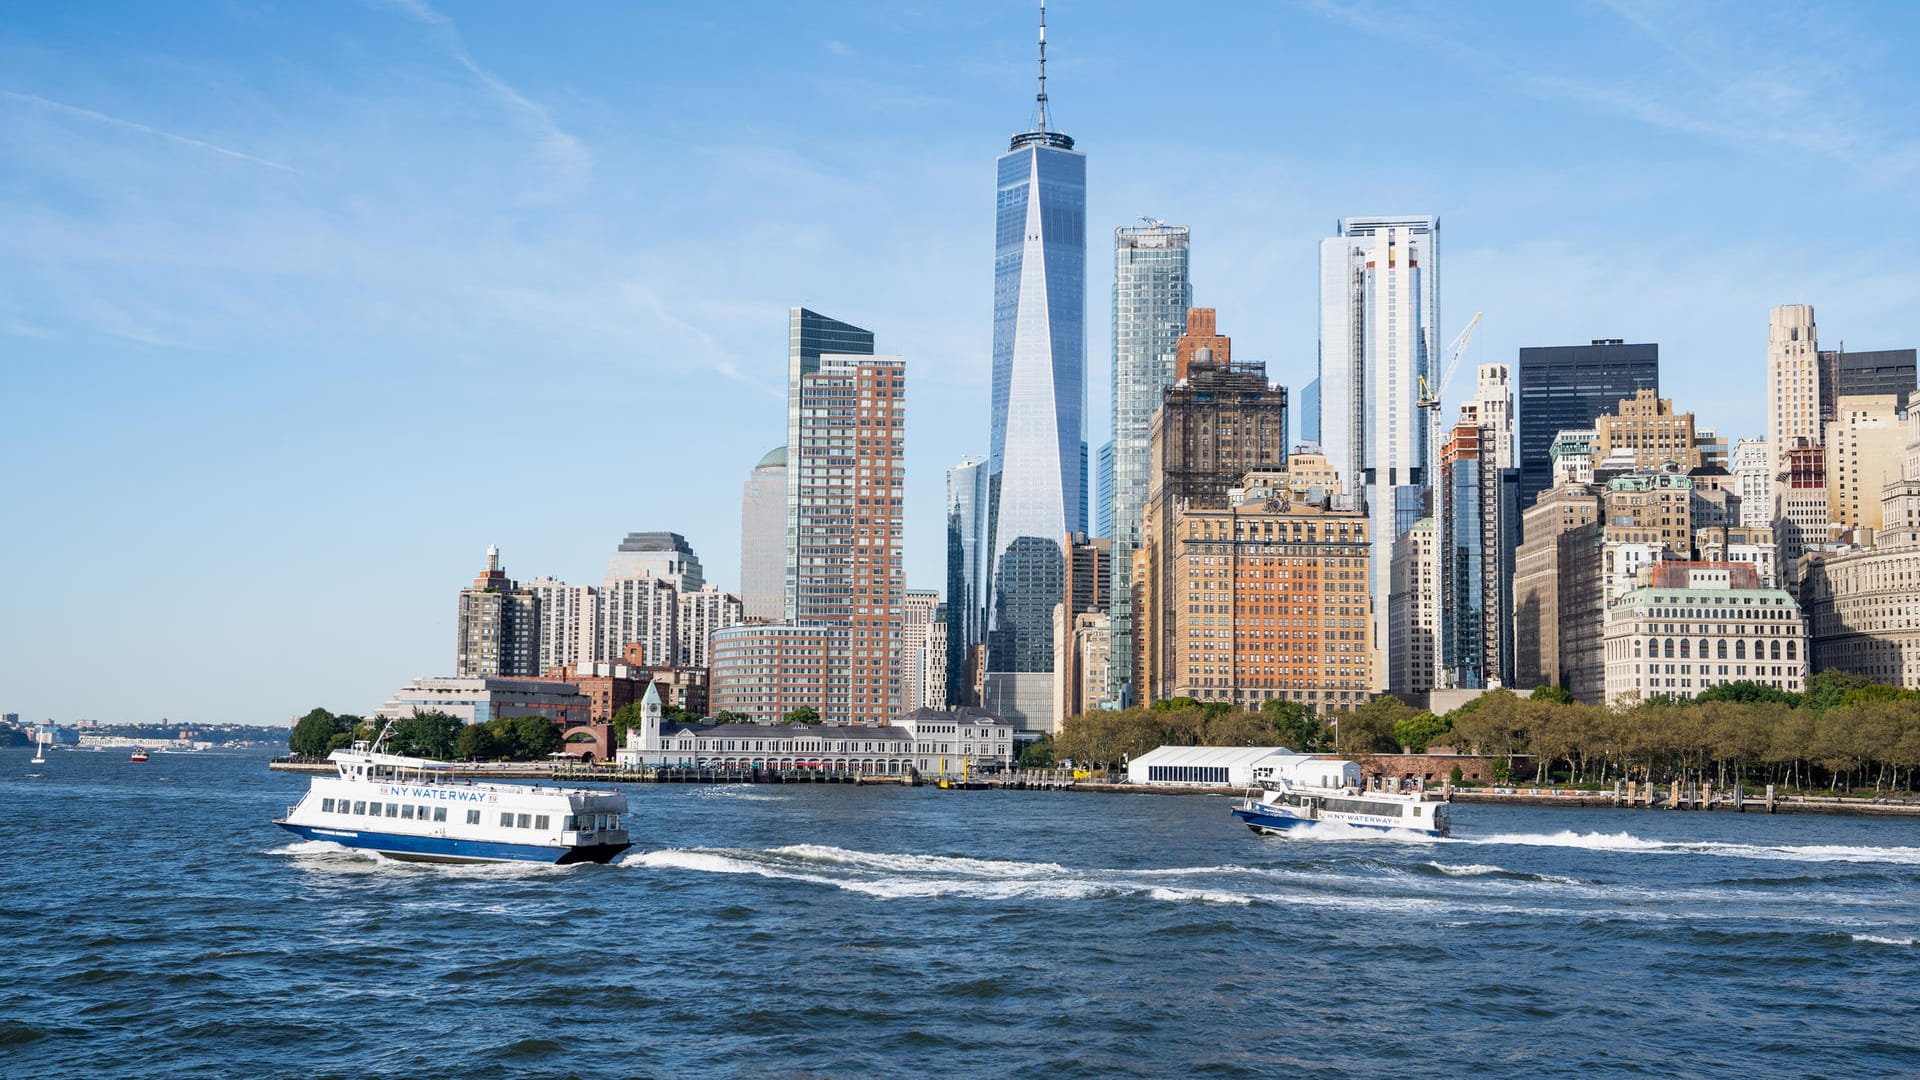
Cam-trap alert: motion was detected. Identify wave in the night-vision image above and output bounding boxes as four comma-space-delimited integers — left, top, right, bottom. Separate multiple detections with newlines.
1852, 934, 1917, 946
767, 843, 1073, 877
1462, 831, 1920, 866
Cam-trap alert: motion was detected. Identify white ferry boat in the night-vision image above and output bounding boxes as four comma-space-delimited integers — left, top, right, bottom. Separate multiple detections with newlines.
274, 734, 631, 865
1230, 755, 1450, 838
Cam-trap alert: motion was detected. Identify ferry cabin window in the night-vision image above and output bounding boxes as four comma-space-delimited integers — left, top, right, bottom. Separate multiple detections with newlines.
353, 801, 367, 815
467, 810, 481, 825
433, 807, 447, 823
321, 798, 335, 813
385, 803, 400, 818
534, 815, 550, 831
563, 815, 577, 830
500, 812, 514, 828
517, 813, 532, 829
401, 805, 415, 820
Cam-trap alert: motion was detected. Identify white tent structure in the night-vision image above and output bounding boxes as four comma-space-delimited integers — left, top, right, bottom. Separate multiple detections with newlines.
1125, 745, 1301, 788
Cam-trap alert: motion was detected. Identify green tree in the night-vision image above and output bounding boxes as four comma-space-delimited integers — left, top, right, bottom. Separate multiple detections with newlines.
1695, 681, 1798, 706
289, 708, 346, 758
1530, 685, 1575, 706
504, 715, 563, 760
1393, 712, 1452, 753
781, 706, 821, 725
1341, 696, 1413, 754
453, 722, 502, 761
1261, 698, 1324, 752
611, 701, 648, 743
712, 710, 754, 724
390, 709, 462, 759
1018, 735, 1056, 768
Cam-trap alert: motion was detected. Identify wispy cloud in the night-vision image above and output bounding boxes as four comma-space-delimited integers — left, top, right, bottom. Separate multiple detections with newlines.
1, 90, 298, 172
1300, 0, 1917, 183
379, 0, 591, 197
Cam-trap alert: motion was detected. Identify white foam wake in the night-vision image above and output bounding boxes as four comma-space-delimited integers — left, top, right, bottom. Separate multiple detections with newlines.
1852, 934, 1917, 946
1462, 830, 1920, 866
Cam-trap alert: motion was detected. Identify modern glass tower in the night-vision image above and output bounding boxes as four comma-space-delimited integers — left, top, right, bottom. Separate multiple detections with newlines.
1515, 340, 1658, 512
944, 456, 989, 706
785, 307, 874, 622
985, 2, 1086, 722
1106, 220, 1190, 705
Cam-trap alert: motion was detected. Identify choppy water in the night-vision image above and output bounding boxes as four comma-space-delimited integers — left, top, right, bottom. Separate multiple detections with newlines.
4, 748, 1919, 1078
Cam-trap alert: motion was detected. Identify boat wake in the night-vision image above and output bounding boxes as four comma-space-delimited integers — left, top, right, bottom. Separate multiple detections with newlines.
1458, 830, 1920, 866
628, 845, 1453, 912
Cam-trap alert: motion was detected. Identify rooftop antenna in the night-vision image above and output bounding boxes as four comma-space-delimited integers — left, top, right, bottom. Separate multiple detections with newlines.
1141, 215, 1166, 229
1036, 0, 1049, 132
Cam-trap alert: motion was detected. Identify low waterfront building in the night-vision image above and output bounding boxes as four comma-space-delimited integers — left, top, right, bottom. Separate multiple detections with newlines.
1125, 745, 1295, 788
375, 676, 591, 728
1601, 563, 1807, 704
616, 688, 1013, 774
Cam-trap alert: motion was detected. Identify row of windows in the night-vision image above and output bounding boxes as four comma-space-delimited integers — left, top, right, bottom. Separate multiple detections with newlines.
321, 797, 453, 823
1146, 765, 1229, 784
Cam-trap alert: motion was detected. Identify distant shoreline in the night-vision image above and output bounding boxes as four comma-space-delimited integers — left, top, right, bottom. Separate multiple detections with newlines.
262, 761, 1920, 817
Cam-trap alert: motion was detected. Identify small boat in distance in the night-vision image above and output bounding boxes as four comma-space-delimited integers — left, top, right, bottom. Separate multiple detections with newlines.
129, 749, 149, 763
1231, 755, 1449, 838
31, 731, 51, 765
274, 724, 631, 865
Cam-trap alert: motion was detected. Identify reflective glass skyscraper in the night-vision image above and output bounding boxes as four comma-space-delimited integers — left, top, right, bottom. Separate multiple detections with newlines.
985, 9, 1085, 703
1514, 340, 1658, 512
944, 456, 989, 706
1106, 221, 1190, 704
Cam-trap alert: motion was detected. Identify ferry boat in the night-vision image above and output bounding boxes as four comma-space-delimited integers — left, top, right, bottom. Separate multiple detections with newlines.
274, 731, 631, 865
129, 749, 149, 763
1230, 755, 1449, 838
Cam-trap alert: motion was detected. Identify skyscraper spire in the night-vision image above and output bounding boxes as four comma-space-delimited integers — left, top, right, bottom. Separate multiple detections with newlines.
1036, 0, 1049, 133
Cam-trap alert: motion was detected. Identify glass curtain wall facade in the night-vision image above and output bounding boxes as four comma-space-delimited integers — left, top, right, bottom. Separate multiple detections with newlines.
1318, 215, 1439, 691
785, 307, 874, 622
1106, 222, 1190, 705
1515, 341, 1658, 512
986, 127, 1086, 679
944, 456, 989, 706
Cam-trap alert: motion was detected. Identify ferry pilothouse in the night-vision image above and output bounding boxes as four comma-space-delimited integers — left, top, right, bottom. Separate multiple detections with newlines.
1230, 755, 1450, 838
275, 729, 631, 865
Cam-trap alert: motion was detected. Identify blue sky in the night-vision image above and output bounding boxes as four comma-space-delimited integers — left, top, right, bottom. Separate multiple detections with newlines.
4, 1, 1917, 726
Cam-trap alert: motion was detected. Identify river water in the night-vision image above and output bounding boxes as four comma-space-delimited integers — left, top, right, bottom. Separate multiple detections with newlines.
3, 747, 1918, 1078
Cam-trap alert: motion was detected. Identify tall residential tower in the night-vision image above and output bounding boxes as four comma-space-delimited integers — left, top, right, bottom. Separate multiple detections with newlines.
1318, 215, 1440, 691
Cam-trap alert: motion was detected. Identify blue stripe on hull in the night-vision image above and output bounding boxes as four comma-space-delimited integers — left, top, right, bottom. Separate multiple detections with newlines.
275, 821, 628, 865
1231, 806, 1442, 837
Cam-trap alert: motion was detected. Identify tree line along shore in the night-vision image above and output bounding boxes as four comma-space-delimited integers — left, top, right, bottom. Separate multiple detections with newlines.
1035, 672, 1920, 796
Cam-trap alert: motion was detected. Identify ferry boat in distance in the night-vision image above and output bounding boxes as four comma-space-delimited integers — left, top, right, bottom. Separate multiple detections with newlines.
274, 729, 631, 865
129, 749, 149, 763
1231, 755, 1449, 838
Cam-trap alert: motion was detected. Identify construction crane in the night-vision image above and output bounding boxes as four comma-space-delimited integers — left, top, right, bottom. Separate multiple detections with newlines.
1417, 311, 1484, 414
1418, 311, 1482, 691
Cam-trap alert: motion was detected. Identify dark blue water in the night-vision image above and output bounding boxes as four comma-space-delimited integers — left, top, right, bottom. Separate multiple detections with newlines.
4, 748, 1919, 1078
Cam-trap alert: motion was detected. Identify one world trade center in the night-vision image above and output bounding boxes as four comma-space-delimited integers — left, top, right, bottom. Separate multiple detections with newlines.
983, 1, 1085, 732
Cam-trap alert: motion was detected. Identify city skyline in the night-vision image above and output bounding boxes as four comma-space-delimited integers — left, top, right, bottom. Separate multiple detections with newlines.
6, 1, 1920, 725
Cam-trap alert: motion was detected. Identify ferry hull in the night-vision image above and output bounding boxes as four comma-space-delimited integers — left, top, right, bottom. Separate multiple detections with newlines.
275, 821, 631, 865
1230, 803, 1446, 839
